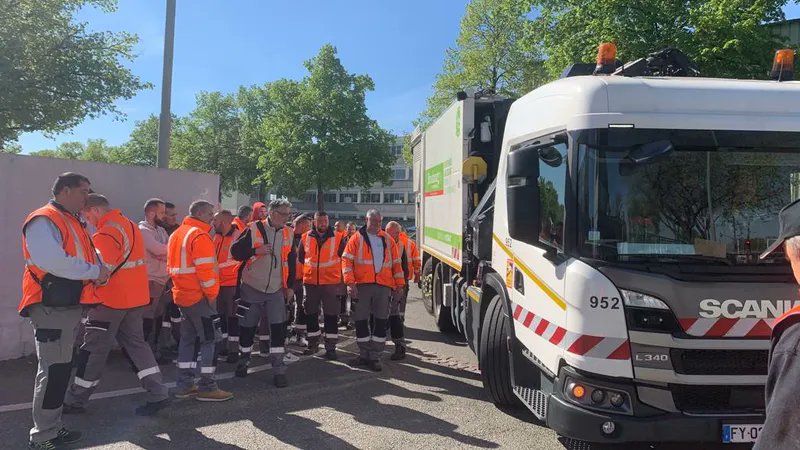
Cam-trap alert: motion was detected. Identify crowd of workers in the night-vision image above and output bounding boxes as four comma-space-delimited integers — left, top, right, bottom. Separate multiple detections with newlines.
19, 172, 421, 450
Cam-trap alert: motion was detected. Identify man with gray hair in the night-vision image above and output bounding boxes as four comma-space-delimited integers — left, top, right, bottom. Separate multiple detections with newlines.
231, 199, 297, 387
755, 198, 800, 449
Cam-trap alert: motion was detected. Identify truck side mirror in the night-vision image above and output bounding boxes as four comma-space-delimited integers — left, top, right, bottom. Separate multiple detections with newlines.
507, 144, 541, 245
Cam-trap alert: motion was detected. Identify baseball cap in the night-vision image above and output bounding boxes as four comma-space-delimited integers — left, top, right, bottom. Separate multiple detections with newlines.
760, 198, 800, 259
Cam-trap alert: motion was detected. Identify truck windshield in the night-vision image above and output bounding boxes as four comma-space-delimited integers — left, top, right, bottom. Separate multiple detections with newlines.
575, 129, 800, 266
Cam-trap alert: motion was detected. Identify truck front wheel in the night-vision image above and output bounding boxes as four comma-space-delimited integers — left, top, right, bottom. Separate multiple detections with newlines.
421, 258, 434, 314
479, 294, 516, 406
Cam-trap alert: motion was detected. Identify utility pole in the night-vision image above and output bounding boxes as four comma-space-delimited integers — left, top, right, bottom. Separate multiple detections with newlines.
157, 0, 176, 169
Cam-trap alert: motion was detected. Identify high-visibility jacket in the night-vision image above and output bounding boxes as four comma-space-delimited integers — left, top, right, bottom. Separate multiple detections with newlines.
301, 227, 345, 285
244, 219, 293, 289
19, 202, 101, 315
167, 217, 219, 306
772, 304, 800, 338
397, 232, 421, 281
341, 228, 405, 289
232, 217, 247, 233
214, 227, 241, 287
93, 209, 149, 309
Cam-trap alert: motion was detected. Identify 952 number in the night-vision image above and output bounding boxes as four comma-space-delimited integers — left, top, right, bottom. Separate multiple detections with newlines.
590, 296, 620, 310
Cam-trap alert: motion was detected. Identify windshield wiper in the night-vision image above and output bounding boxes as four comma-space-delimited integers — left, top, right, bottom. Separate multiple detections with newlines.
620, 254, 733, 266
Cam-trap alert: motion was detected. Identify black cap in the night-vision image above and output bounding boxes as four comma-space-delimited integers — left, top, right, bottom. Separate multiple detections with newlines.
760, 198, 800, 259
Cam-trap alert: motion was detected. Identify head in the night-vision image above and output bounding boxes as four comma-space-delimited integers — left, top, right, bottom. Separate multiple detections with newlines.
315, 211, 330, 233
237, 205, 253, 222
251, 202, 267, 222
213, 210, 234, 235
82, 194, 111, 228
144, 198, 166, 225
346, 222, 356, 236
163, 202, 178, 227
365, 209, 382, 234
385, 221, 402, 242
189, 200, 215, 225
334, 221, 344, 233
267, 199, 292, 228
52, 172, 91, 214
293, 214, 312, 236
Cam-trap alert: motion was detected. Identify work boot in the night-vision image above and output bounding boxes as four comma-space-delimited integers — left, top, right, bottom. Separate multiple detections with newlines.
274, 374, 288, 388
226, 352, 240, 364
302, 345, 320, 356
390, 345, 406, 361
54, 428, 82, 445
324, 349, 338, 360
350, 357, 370, 367
235, 360, 249, 378
284, 352, 300, 364
61, 403, 85, 414
172, 385, 199, 399
368, 360, 383, 372
135, 398, 171, 416
27, 439, 58, 450
196, 389, 233, 402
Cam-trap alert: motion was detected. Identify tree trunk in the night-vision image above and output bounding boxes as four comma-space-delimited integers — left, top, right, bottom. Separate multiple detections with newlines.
316, 181, 324, 212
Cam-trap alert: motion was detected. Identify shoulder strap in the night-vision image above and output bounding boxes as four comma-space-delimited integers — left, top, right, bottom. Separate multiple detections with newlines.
110, 220, 137, 277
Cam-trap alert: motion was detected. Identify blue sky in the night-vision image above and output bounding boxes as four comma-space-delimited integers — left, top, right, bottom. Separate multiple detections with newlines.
16, 1, 800, 153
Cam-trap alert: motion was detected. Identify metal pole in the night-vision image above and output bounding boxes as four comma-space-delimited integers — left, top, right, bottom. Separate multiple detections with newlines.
157, 0, 176, 168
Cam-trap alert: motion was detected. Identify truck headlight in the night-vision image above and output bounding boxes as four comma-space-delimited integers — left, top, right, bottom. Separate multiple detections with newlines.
620, 289, 679, 333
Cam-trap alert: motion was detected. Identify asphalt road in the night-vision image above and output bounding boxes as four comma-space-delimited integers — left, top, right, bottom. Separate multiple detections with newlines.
0, 287, 754, 450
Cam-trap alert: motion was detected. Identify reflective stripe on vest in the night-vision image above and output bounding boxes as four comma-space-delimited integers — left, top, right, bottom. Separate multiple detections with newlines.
103, 220, 146, 272
170, 227, 201, 274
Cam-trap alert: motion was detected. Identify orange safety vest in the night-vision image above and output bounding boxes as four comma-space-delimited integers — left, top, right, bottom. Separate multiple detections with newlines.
19, 202, 100, 315
232, 217, 247, 233
248, 220, 293, 289
397, 232, 422, 281
302, 228, 344, 285
771, 304, 800, 337
167, 217, 220, 307
214, 227, 240, 287
93, 210, 149, 309
341, 229, 405, 289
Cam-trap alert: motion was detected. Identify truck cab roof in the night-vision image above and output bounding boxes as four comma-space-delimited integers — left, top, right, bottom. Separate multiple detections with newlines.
504, 76, 800, 145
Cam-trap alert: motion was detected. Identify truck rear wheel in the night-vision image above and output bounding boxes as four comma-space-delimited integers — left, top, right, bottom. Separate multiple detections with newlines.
479, 294, 516, 406
433, 261, 457, 333
421, 258, 434, 314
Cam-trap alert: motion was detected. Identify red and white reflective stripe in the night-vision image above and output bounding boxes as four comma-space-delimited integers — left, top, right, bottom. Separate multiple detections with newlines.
678, 318, 774, 337
511, 302, 630, 360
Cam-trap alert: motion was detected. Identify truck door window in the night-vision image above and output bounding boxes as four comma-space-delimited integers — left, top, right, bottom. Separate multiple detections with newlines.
538, 142, 568, 250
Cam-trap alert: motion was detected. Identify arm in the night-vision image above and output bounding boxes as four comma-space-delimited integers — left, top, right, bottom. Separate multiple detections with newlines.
390, 240, 405, 289
139, 225, 167, 257
341, 236, 357, 286
231, 226, 255, 261
25, 217, 100, 281
192, 233, 220, 301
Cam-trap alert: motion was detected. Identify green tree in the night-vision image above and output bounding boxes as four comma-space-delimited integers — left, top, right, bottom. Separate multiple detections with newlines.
259, 44, 395, 210
109, 115, 160, 166
0, 0, 151, 148
532, 0, 787, 80
171, 91, 260, 199
30, 138, 118, 162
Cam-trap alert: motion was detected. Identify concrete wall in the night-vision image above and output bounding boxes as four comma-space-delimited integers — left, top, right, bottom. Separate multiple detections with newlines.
0, 153, 220, 361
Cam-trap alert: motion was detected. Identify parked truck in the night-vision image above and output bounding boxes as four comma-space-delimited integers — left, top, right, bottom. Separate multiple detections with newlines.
411, 46, 800, 445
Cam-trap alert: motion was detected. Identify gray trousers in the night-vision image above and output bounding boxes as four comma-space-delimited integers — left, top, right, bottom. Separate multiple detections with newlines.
352, 284, 391, 361
177, 299, 221, 391
303, 284, 340, 350
238, 284, 287, 374
27, 304, 84, 443
65, 305, 168, 407
389, 286, 409, 346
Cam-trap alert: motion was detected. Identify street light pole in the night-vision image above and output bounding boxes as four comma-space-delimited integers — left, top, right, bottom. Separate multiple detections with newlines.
157, 0, 176, 169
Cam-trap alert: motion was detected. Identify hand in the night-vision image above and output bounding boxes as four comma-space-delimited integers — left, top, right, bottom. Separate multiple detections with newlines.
347, 284, 358, 300
393, 287, 403, 297
95, 265, 110, 285
413, 272, 421, 284
284, 288, 294, 303
255, 246, 272, 256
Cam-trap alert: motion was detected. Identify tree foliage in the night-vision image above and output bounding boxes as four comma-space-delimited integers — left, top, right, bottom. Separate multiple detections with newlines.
259, 44, 395, 210
0, 0, 150, 148
30, 138, 119, 163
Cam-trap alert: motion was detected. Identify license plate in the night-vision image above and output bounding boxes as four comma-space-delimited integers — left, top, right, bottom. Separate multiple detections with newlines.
722, 424, 763, 443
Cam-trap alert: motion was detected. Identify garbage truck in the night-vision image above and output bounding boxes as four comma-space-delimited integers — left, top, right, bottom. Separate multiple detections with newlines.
411, 45, 800, 444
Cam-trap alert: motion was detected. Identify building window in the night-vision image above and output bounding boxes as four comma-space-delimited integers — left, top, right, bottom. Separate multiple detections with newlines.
391, 144, 403, 156
408, 167, 413, 180
305, 192, 317, 203
384, 193, 405, 204
341, 193, 358, 203
391, 168, 407, 180
361, 191, 381, 203
323, 193, 337, 203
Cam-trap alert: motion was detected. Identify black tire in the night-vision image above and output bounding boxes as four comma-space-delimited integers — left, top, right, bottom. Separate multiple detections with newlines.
479, 294, 516, 406
421, 258, 434, 314
433, 261, 457, 333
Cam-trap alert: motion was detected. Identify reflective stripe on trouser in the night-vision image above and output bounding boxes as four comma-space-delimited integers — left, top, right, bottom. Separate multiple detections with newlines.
177, 299, 221, 391
65, 305, 168, 407
27, 304, 83, 443
389, 286, 409, 345
352, 284, 391, 361
238, 284, 287, 374
217, 286, 239, 353
303, 284, 340, 350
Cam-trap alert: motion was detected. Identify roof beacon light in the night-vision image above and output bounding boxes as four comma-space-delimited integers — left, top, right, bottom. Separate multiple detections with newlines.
594, 42, 617, 75
771, 49, 794, 81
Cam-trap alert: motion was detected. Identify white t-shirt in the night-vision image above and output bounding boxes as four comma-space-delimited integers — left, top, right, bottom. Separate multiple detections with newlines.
367, 232, 384, 273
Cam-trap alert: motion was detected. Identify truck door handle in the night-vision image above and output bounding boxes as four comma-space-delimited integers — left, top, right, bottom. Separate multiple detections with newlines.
514, 268, 524, 294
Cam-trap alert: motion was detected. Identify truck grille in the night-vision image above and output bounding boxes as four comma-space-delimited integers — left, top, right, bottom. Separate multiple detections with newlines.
671, 385, 765, 414
671, 349, 768, 375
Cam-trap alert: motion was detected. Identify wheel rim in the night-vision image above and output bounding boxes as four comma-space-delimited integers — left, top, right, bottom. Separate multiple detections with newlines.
433, 263, 443, 320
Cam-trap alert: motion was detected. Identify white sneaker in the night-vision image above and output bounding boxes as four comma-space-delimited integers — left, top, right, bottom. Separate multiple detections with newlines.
284, 352, 300, 364
297, 337, 308, 347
